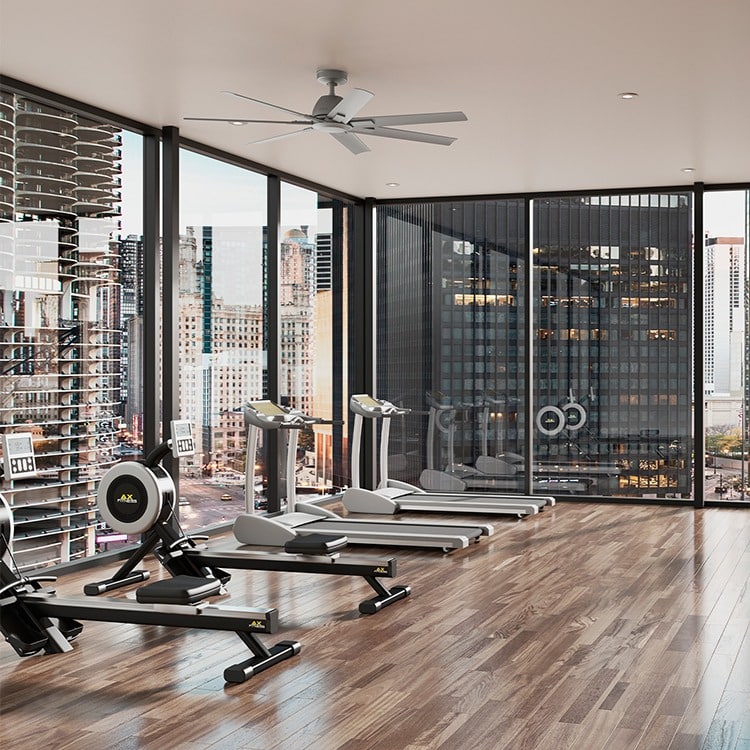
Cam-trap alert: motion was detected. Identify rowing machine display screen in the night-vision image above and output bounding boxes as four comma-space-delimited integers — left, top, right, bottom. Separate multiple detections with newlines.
2, 433, 37, 480
170, 420, 195, 457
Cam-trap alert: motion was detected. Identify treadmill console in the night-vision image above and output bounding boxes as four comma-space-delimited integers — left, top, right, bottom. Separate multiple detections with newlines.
350, 394, 406, 418
170, 420, 196, 457
2, 433, 37, 480
246, 400, 309, 429
350, 394, 384, 417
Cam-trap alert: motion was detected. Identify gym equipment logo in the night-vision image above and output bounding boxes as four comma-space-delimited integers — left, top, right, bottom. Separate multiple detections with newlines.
116, 493, 138, 503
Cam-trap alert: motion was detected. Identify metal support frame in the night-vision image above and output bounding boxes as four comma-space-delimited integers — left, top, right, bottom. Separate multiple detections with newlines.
524, 197, 534, 496
142, 134, 161, 457
162, 126, 180, 490
266, 175, 281, 510
693, 182, 705, 508
350, 199, 376, 489
331, 200, 346, 487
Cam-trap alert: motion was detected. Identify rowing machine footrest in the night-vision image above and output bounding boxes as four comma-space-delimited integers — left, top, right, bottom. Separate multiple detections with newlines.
135, 575, 222, 605
57, 617, 84, 640
283, 533, 348, 555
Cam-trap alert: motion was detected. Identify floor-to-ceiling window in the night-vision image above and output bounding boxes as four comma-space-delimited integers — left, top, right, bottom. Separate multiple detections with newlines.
376, 192, 696, 502
703, 189, 750, 503
279, 183, 349, 497
375, 200, 528, 494
0, 86, 145, 568
175, 148, 266, 530
0, 83, 357, 563
532, 193, 693, 500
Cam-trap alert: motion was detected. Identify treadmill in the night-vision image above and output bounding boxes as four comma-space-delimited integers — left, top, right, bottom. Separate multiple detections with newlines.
342, 394, 551, 517
233, 400, 493, 552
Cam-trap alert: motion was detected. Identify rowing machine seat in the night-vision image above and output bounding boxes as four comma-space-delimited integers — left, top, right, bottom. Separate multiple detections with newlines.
135, 575, 222, 605
283, 533, 348, 555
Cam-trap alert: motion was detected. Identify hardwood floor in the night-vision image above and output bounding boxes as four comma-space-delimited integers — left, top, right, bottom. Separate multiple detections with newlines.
1, 502, 749, 750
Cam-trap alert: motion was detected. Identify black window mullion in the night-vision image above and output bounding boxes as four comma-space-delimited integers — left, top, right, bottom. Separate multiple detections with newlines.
161, 126, 180, 489
693, 183, 705, 507
142, 133, 160, 456
266, 175, 281, 510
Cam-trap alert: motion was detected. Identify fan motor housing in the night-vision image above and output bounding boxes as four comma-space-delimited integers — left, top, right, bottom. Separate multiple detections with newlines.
313, 94, 342, 118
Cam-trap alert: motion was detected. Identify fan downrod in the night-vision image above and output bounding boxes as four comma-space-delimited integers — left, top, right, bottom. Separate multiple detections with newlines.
316, 69, 348, 89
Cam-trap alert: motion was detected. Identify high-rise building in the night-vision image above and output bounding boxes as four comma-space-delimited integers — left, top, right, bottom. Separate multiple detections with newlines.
119, 233, 143, 433
705, 236, 746, 396
0, 92, 124, 569
315, 232, 332, 292
280, 227, 315, 414
376, 195, 693, 498
704, 235, 747, 430
178, 228, 264, 473
175, 224, 320, 480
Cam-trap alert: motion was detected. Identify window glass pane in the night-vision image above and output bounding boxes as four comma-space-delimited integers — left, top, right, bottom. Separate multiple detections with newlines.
375, 201, 529, 495
704, 190, 749, 502
177, 149, 266, 529
0, 89, 143, 569
376, 193, 698, 504
533, 193, 693, 499
280, 183, 346, 497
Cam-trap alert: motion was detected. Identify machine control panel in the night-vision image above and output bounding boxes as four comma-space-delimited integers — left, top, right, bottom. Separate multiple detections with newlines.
170, 420, 196, 457
350, 394, 406, 418
245, 401, 311, 429
2, 433, 37, 479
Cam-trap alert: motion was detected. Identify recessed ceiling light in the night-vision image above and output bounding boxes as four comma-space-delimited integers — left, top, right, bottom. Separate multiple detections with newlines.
230, 121, 246, 126
681, 167, 696, 173
385, 182, 400, 187
618, 92, 639, 100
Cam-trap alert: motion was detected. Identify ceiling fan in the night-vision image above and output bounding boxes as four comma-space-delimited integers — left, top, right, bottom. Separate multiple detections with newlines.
184, 69, 467, 155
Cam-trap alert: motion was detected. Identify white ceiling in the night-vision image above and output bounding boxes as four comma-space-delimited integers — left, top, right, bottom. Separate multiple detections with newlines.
1, 0, 749, 200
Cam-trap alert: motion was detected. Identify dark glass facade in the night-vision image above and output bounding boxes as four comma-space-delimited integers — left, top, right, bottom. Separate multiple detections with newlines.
533, 194, 692, 498
376, 192, 693, 500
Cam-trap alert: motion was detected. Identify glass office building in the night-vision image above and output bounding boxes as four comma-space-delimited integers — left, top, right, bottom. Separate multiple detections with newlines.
376, 195, 693, 500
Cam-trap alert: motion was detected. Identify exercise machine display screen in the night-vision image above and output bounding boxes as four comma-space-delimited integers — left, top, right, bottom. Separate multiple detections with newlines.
250, 401, 287, 417
170, 420, 196, 457
2, 433, 37, 479
353, 395, 382, 409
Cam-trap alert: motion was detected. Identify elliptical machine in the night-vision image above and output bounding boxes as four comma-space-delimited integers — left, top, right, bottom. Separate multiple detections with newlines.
0, 431, 299, 684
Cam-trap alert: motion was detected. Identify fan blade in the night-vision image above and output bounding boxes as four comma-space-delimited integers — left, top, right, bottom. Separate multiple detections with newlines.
184, 117, 314, 124
251, 127, 314, 145
223, 90, 312, 119
351, 125, 457, 146
326, 88, 374, 124
350, 111, 467, 127
330, 132, 370, 155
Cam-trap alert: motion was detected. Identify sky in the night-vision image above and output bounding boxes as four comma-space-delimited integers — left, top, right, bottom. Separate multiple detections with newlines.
119, 130, 329, 238
703, 191, 747, 237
